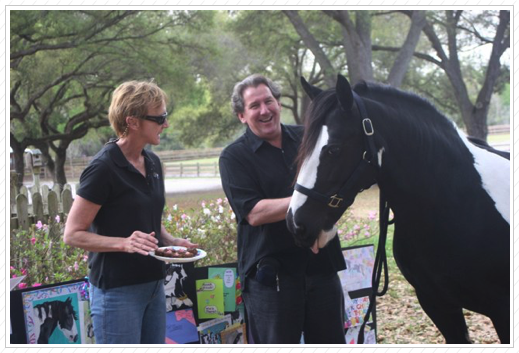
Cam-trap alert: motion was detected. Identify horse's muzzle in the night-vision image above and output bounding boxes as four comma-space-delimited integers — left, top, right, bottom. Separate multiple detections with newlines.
286, 208, 318, 248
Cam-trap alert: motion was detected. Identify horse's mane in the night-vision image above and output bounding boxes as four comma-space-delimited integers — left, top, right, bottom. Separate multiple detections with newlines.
356, 81, 456, 130
35, 300, 78, 321
296, 81, 463, 176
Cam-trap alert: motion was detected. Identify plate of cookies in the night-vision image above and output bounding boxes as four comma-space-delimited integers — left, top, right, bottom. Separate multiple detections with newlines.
150, 246, 207, 263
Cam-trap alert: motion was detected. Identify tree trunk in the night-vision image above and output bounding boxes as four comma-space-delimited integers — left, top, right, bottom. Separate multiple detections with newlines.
324, 10, 374, 84
464, 10, 510, 139
10, 135, 26, 191
420, 10, 509, 140
282, 10, 336, 88
54, 146, 68, 190
387, 11, 426, 87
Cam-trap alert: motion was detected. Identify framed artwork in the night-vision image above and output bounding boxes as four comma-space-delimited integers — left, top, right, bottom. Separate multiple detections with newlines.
164, 263, 195, 311
198, 315, 232, 344
340, 245, 377, 344
21, 281, 92, 344
165, 308, 199, 344
345, 322, 376, 344
221, 323, 247, 344
339, 245, 375, 291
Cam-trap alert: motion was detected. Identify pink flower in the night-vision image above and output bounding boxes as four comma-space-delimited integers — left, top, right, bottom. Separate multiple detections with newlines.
33, 283, 42, 287
368, 211, 377, 221
36, 221, 43, 230
74, 261, 79, 271
12, 274, 17, 278
18, 283, 27, 289
55, 215, 60, 223
21, 268, 27, 275
31, 237, 36, 245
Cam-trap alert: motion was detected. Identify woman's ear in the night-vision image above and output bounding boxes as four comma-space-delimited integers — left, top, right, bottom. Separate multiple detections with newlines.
126, 116, 140, 130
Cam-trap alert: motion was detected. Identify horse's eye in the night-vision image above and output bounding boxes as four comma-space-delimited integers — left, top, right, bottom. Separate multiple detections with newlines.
328, 146, 341, 155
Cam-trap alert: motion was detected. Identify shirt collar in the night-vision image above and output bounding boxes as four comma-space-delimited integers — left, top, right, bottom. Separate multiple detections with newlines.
106, 141, 154, 169
245, 124, 297, 153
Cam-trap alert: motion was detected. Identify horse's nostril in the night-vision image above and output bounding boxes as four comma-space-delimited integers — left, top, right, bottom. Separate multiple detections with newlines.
295, 224, 306, 236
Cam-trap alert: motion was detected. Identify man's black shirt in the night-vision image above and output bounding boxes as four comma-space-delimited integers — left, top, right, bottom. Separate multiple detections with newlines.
219, 124, 346, 287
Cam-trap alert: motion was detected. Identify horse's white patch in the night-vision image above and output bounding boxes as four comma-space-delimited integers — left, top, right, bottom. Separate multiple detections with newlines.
60, 321, 78, 342
456, 128, 510, 224
378, 147, 385, 167
289, 126, 330, 213
318, 225, 338, 248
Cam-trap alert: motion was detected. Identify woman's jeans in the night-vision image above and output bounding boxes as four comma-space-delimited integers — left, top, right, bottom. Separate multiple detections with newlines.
89, 280, 165, 344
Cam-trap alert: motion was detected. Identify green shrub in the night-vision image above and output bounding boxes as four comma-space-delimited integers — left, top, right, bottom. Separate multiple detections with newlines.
10, 197, 384, 289
162, 197, 238, 267
10, 216, 89, 289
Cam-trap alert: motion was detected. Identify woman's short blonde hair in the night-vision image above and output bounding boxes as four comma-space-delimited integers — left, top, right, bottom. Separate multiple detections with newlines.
108, 80, 169, 137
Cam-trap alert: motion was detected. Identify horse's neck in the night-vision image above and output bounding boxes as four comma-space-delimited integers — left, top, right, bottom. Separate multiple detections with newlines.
374, 119, 462, 205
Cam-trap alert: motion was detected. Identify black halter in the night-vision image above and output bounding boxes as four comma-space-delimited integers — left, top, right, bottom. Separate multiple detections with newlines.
294, 92, 378, 209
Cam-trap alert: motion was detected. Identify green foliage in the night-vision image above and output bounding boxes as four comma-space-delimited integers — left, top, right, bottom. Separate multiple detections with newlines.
10, 216, 89, 289
9, 192, 387, 290
10, 10, 221, 182
162, 198, 237, 267
170, 88, 237, 148
163, 195, 386, 269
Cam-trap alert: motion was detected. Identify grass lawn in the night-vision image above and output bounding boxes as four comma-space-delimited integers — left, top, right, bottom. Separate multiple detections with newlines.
163, 157, 219, 166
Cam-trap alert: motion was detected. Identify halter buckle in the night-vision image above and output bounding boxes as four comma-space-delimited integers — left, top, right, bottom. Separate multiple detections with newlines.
362, 119, 374, 136
328, 194, 343, 208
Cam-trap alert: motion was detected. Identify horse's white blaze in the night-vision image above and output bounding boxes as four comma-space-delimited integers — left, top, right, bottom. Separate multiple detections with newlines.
457, 129, 510, 224
289, 126, 330, 213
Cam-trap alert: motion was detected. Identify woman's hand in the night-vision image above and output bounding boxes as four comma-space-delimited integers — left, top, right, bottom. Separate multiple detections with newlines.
124, 231, 159, 256
174, 238, 199, 249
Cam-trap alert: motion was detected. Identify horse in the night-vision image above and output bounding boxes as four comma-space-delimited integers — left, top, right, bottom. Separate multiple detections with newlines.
286, 74, 510, 344
32, 297, 79, 344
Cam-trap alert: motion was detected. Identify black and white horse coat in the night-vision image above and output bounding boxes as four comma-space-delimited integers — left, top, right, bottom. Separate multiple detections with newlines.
287, 75, 510, 343
32, 297, 79, 344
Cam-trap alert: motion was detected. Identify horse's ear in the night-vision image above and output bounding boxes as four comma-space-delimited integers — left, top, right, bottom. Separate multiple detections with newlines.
336, 74, 354, 111
300, 76, 323, 100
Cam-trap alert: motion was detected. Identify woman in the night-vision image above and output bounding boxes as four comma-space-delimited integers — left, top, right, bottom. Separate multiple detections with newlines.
64, 80, 197, 344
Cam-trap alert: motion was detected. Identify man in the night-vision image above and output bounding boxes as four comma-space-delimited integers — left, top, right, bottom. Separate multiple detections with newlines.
219, 74, 346, 344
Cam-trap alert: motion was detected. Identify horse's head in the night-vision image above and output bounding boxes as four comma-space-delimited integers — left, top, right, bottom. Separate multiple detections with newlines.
57, 297, 79, 343
287, 74, 377, 252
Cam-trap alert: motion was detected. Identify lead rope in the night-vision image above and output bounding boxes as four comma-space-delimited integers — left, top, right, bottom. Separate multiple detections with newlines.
357, 188, 392, 344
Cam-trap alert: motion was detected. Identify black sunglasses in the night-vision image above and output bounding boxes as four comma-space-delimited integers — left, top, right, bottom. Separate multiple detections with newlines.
142, 112, 168, 125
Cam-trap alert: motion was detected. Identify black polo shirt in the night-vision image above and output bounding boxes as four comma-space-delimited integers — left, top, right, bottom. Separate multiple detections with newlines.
219, 124, 346, 287
76, 141, 165, 290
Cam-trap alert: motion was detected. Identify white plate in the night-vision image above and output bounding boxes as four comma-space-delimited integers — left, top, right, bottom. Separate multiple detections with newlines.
150, 246, 207, 263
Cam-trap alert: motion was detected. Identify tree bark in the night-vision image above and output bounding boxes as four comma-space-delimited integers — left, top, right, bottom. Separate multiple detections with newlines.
282, 10, 336, 88
387, 11, 426, 87
324, 10, 374, 84
420, 10, 509, 140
